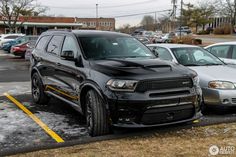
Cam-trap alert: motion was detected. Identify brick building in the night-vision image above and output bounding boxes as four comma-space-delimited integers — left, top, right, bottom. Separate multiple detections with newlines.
0, 16, 115, 35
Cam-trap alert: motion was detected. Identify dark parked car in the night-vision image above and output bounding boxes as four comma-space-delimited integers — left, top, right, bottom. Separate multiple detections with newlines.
30, 30, 202, 136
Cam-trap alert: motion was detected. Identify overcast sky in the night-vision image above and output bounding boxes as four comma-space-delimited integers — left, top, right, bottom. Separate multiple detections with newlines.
37, 0, 194, 28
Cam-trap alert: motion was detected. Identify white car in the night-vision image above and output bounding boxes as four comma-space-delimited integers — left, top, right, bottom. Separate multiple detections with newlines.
205, 42, 236, 65
0, 34, 25, 48
147, 44, 236, 112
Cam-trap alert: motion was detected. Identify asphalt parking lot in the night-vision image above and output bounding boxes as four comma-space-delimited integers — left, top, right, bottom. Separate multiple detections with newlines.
1, 50, 236, 156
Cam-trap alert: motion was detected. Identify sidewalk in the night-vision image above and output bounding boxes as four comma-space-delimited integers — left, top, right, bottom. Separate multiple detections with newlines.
194, 34, 236, 39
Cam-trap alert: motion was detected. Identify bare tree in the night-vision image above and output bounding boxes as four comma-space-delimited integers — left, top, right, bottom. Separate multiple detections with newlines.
140, 15, 155, 30
217, 0, 236, 31
0, 0, 48, 33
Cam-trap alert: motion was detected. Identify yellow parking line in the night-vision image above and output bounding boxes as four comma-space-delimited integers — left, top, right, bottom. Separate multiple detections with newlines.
4, 92, 64, 143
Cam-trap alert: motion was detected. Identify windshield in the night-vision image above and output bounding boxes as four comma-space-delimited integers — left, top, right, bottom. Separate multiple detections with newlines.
171, 47, 224, 66
79, 36, 155, 60
16, 36, 27, 44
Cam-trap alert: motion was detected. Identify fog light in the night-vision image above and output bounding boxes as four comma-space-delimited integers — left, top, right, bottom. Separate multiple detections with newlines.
222, 99, 230, 104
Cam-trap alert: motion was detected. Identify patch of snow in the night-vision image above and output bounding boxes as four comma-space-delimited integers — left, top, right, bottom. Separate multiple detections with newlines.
0, 82, 30, 96
35, 111, 88, 138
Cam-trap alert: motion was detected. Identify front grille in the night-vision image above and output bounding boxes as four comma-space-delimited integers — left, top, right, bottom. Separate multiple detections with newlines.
135, 77, 193, 92
232, 98, 236, 103
141, 105, 194, 125
149, 90, 190, 98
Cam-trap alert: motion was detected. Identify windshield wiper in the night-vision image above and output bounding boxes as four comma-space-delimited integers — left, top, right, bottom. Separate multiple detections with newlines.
204, 63, 222, 66
184, 64, 200, 66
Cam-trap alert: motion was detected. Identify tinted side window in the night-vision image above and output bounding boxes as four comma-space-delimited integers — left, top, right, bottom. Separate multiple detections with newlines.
47, 35, 64, 55
62, 36, 78, 55
157, 47, 173, 61
210, 45, 230, 58
232, 46, 236, 59
35, 36, 50, 50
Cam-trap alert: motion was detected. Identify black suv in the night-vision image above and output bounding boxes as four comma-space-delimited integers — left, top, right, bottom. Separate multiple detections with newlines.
30, 30, 202, 136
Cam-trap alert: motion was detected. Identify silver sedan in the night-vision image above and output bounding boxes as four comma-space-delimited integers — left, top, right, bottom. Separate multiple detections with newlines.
147, 44, 236, 109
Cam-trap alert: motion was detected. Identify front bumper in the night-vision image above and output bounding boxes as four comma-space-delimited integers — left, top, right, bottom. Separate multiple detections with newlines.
113, 111, 202, 128
202, 87, 236, 106
11, 50, 25, 56
106, 89, 201, 127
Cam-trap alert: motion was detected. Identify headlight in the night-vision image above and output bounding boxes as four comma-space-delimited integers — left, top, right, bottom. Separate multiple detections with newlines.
106, 79, 138, 92
209, 81, 235, 89
193, 75, 200, 86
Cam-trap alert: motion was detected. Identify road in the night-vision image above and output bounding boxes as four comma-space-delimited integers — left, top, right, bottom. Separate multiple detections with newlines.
1, 50, 236, 156
0, 51, 30, 82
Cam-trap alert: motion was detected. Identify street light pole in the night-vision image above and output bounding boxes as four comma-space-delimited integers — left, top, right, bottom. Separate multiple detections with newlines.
180, 0, 183, 39
96, 3, 98, 30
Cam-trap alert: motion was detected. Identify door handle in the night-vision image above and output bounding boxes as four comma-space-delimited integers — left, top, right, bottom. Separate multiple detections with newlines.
56, 63, 61, 66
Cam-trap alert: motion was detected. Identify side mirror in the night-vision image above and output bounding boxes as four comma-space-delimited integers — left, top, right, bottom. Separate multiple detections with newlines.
152, 49, 159, 57
61, 50, 75, 61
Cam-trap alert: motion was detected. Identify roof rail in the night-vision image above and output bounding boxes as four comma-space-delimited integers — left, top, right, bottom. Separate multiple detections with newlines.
47, 29, 72, 32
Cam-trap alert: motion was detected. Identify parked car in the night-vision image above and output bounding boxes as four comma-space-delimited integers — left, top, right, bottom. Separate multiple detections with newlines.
31, 30, 201, 136
11, 36, 38, 58
156, 32, 176, 43
25, 39, 38, 61
2, 35, 37, 53
205, 42, 236, 65
0, 34, 25, 48
135, 36, 151, 44
147, 44, 236, 113
175, 31, 188, 37
176, 26, 192, 34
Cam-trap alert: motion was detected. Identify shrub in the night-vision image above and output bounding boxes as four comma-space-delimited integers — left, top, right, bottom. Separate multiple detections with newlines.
192, 39, 202, 45
223, 25, 232, 34
172, 36, 202, 45
213, 27, 224, 34
197, 30, 210, 35
213, 25, 232, 35
172, 35, 194, 45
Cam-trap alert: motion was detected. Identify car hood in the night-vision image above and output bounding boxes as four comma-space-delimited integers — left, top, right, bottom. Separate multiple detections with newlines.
189, 65, 236, 86
90, 58, 195, 79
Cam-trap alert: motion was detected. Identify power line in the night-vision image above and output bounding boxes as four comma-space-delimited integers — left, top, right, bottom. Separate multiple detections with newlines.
43, 0, 159, 10
112, 9, 172, 18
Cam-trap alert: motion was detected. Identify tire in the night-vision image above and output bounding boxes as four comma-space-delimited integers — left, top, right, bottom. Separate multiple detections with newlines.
85, 90, 110, 136
31, 72, 50, 104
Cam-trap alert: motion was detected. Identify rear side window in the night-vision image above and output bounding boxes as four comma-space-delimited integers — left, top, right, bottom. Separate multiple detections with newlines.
157, 47, 173, 61
232, 46, 236, 59
210, 45, 230, 58
47, 35, 64, 55
35, 36, 50, 50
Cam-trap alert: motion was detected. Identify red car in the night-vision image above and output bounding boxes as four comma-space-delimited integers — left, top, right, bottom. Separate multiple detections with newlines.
11, 42, 28, 58
11, 36, 38, 58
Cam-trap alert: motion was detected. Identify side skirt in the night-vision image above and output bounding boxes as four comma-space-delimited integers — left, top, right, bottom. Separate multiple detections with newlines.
45, 91, 83, 115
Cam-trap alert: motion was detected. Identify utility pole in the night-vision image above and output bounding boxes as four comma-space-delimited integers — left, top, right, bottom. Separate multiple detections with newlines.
234, 0, 236, 30
180, 0, 183, 39
155, 12, 157, 31
96, 3, 98, 30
